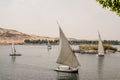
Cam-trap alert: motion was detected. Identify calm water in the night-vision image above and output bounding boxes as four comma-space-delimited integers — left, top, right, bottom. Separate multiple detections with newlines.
0, 45, 120, 80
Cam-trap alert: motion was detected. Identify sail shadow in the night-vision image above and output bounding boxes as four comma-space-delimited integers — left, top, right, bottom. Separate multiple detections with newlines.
56, 72, 80, 80
97, 57, 104, 80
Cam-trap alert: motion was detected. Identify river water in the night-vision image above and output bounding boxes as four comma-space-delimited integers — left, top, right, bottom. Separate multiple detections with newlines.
0, 45, 120, 80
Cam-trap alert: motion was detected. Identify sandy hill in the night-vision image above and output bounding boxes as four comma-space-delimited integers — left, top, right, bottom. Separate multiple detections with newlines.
0, 27, 56, 44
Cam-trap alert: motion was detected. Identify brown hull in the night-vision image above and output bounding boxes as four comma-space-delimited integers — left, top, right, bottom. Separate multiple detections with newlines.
9, 54, 21, 56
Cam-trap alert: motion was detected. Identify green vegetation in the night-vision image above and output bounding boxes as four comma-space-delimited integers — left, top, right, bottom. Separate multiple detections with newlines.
24, 39, 120, 45
70, 40, 120, 45
24, 39, 59, 45
79, 44, 117, 51
79, 45, 98, 50
96, 0, 120, 16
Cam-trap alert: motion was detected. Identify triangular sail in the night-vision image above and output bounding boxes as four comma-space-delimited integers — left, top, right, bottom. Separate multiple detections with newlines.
98, 32, 104, 55
56, 23, 80, 68
47, 41, 51, 47
11, 42, 16, 54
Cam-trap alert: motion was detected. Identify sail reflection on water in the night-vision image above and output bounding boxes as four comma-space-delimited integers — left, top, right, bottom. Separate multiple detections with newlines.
11, 56, 16, 64
56, 72, 80, 80
97, 57, 104, 80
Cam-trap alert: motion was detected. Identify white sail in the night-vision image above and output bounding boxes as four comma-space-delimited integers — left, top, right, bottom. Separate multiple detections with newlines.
11, 42, 16, 54
98, 32, 104, 55
48, 41, 50, 46
56, 24, 80, 68
47, 40, 52, 50
10, 42, 21, 56
47, 41, 51, 47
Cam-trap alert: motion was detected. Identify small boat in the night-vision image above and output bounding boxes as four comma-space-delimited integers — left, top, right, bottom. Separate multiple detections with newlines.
9, 53, 21, 56
97, 31, 105, 56
106, 50, 115, 53
9, 42, 21, 56
55, 65, 79, 73
47, 40, 52, 49
55, 22, 80, 73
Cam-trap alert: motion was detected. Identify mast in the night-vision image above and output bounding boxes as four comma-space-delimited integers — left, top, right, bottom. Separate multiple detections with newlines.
11, 42, 16, 54
56, 22, 80, 68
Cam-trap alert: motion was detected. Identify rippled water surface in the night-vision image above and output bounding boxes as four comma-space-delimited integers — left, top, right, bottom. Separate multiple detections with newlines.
0, 45, 120, 80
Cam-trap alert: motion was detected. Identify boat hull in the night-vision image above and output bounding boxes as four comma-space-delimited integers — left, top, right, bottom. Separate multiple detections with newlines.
9, 54, 21, 56
97, 54, 104, 57
48, 47, 51, 49
55, 68, 78, 73
97, 52, 104, 57
98, 55, 104, 57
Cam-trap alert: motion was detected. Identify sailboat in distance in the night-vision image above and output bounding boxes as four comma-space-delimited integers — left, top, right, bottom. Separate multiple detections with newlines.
97, 31, 105, 56
9, 42, 21, 56
55, 22, 80, 73
47, 40, 52, 49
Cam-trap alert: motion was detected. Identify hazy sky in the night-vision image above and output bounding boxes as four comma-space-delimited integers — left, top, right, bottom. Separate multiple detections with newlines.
0, 0, 120, 40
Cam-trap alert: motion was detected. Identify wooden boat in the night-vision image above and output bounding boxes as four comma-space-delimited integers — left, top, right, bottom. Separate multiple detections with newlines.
9, 42, 21, 56
47, 40, 52, 49
55, 22, 80, 73
97, 31, 105, 56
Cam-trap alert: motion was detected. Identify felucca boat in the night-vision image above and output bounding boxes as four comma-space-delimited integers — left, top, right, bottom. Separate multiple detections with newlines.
55, 22, 80, 73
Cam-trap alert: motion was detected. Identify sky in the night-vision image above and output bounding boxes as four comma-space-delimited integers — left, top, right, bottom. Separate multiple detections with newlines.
0, 0, 120, 40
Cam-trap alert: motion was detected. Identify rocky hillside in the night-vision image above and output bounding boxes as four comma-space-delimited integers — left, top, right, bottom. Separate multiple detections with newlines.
0, 28, 56, 44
